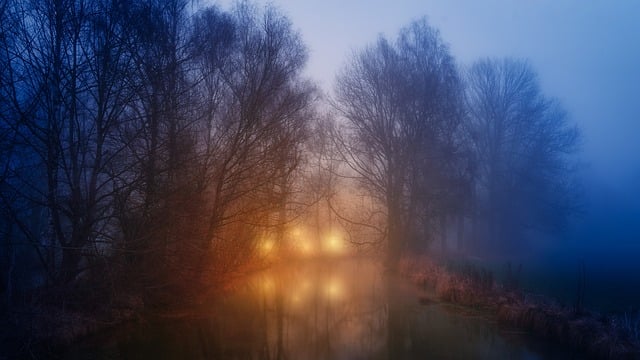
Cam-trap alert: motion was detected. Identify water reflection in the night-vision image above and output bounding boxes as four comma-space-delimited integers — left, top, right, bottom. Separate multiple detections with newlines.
64, 259, 578, 359
247, 260, 385, 359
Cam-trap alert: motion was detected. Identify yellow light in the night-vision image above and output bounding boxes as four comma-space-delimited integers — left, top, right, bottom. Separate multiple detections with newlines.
323, 232, 345, 255
290, 226, 303, 238
258, 236, 275, 257
324, 277, 343, 300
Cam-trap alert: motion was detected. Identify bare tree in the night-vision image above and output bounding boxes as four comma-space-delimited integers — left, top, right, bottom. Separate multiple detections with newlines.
0, 0, 19, 311
334, 18, 464, 268
0, 0, 317, 311
193, 2, 315, 269
465, 58, 580, 252
0, 0, 145, 292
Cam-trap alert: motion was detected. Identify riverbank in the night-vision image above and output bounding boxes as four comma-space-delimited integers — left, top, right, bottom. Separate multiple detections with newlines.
399, 255, 640, 359
0, 259, 274, 359
0, 292, 144, 358
20, 257, 580, 359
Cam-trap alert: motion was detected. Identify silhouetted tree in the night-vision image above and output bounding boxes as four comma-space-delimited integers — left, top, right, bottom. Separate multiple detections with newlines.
193, 2, 315, 270
106, 0, 205, 298
0, 0, 315, 319
465, 58, 580, 251
334, 18, 464, 268
0, 0, 18, 311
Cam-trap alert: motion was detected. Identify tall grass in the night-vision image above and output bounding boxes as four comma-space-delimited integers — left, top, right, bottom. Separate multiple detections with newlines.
399, 256, 640, 359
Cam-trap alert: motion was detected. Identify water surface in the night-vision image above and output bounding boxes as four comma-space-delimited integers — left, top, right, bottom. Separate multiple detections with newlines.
64, 258, 580, 359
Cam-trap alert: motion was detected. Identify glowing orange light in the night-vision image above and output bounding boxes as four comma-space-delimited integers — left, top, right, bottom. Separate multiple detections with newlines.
259, 274, 275, 293
324, 277, 343, 300
323, 231, 345, 255
297, 238, 315, 256
258, 235, 276, 257
290, 226, 303, 238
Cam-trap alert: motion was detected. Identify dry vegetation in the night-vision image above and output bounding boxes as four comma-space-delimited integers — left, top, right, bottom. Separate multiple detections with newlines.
399, 256, 640, 359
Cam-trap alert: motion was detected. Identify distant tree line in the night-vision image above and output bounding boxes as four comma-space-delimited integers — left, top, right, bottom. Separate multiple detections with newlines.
0, 0, 315, 311
333, 18, 581, 267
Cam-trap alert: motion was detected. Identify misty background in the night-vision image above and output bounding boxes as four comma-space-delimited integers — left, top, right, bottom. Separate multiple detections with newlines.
1, 0, 638, 321
1, 1, 640, 358
212, 0, 640, 310
215, 0, 640, 180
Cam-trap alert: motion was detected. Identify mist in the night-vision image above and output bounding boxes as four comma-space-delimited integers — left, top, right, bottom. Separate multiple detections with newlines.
1, 0, 639, 358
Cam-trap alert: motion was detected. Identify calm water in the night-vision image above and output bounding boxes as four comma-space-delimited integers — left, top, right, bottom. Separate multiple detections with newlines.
63, 258, 580, 359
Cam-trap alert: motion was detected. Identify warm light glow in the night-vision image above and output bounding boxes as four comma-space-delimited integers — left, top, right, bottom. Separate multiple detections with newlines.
290, 278, 313, 306
258, 235, 276, 257
260, 274, 275, 293
290, 226, 303, 238
297, 238, 315, 256
287, 225, 317, 256
324, 277, 343, 301
257, 226, 349, 258
323, 231, 346, 255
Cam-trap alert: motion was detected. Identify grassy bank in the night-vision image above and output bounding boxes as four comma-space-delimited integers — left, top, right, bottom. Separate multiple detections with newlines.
399, 256, 640, 359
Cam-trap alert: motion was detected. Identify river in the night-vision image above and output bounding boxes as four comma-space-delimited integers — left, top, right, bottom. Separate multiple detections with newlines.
62, 258, 580, 359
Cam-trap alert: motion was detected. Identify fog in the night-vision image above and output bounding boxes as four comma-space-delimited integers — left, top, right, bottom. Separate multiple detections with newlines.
2, 0, 640, 358
219, 0, 640, 311
231, 0, 640, 180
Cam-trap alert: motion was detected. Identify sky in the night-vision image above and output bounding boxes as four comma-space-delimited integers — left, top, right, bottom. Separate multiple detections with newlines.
213, 0, 640, 184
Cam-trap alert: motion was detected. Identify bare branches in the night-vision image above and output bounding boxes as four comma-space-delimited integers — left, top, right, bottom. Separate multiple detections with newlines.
0, 0, 317, 309
333, 18, 464, 265
465, 58, 581, 247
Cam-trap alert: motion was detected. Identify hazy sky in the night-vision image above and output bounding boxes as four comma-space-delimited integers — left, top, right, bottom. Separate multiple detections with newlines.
213, 0, 640, 183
